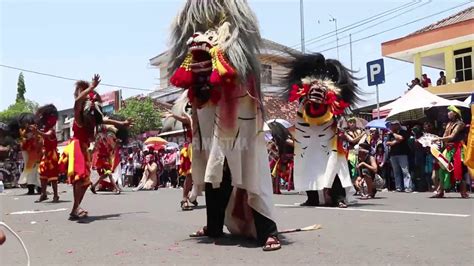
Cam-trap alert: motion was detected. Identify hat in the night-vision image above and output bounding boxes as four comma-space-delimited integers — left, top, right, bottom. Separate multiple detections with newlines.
447, 105, 461, 117
347, 117, 357, 123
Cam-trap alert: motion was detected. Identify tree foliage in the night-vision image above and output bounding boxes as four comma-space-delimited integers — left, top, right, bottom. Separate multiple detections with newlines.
16, 72, 26, 103
0, 100, 39, 123
118, 97, 162, 136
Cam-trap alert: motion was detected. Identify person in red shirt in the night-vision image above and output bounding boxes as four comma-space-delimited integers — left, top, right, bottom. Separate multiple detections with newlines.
421, 74, 432, 88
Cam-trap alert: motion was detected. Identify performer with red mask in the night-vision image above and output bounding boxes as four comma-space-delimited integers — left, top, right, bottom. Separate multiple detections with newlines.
59, 74, 131, 220
34, 104, 60, 202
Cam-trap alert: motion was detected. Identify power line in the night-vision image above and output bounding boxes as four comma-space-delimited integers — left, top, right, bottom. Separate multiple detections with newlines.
304, 0, 424, 48
318, 2, 471, 54
308, 0, 431, 51
254, 0, 426, 65
0, 64, 154, 92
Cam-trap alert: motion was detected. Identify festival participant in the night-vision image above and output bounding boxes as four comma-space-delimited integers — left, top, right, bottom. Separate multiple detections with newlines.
164, 92, 196, 211
282, 53, 361, 208
431, 105, 469, 198
34, 104, 60, 202
90, 115, 130, 195
168, 0, 280, 251
59, 74, 131, 220
345, 117, 366, 181
268, 122, 294, 193
13, 113, 43, 195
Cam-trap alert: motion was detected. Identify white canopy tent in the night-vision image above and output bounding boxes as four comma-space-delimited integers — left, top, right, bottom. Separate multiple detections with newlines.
386, 86, 468, 121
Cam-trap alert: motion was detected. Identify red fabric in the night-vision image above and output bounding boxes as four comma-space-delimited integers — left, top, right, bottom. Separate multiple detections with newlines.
73, 121, 93, 145
39, 134, 59, 178
170, 67, 193, 89
448, 142, 464, 182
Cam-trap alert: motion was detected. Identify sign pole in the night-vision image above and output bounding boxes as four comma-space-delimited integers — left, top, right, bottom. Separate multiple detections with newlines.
376, 84, 380, 119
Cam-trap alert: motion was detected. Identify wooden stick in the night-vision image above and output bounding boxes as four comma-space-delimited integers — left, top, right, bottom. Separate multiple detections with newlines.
278, 224, 322, 234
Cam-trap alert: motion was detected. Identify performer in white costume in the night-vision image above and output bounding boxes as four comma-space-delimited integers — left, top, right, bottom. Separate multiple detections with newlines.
282, 53, 361, 208
167, 0, 280, 251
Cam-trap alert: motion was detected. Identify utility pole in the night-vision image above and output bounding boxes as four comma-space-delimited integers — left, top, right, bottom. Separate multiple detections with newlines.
349, 34, 353, 70
329, 15, 339, 60
300, 0, 305, 53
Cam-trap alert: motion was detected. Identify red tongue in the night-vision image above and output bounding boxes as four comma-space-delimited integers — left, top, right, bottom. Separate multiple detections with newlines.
306, 102, 328, 117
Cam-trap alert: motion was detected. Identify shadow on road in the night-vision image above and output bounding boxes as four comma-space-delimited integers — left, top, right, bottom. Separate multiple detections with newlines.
193, 234, 293, 249
76, 211, 149, 224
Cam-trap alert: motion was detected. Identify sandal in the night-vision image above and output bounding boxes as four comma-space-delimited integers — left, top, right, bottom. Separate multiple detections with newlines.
299, 201, 318, 207
90, 186, 97, 194
181, 200, 193, 211
52, 196, 60, 203
189, 227, 208, 238
461, 193, 469, 199
430, 192, 444, 198
262, 236, 281, 252
69, 208, 88, 220
191, 200, 198, 207
35, 195, 48, 203
337, 201, 348, 208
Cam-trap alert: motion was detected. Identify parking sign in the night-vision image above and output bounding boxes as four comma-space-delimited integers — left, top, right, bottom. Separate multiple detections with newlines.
367, 59, 385, 86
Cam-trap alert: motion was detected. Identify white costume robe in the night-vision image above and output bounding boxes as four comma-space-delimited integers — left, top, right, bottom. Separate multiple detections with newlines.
293, 105, 355, 205
191, 91, 275, 238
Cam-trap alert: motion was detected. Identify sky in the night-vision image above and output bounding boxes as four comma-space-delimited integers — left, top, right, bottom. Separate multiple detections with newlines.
0, 0, 471, 111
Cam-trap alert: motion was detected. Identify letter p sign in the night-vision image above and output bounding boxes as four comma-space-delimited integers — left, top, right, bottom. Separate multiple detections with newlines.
366, 59, 385, 86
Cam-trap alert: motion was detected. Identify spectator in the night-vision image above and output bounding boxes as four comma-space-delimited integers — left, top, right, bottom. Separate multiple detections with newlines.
423, 121, 438, 191
344, 117, 366, 181
413, 78, 421, 87
124, 156, 134, 187
375, 143, 387, 186
134, 154, 159, 191
354, 143, 378, 199
421, 74, 431, 88
386, 120, 413, 192
436, 71, 447, 86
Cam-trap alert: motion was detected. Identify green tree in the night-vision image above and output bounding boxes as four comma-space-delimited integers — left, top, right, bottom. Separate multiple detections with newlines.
16, 72, 26, 103
118, 97, 162, 136
0, 100, 39, 123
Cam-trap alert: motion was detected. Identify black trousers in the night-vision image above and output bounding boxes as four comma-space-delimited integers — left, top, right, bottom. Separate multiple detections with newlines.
205, 163, 278, 245
306, 175, 346, 206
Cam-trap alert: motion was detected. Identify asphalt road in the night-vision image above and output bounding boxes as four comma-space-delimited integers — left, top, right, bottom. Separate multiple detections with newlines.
1, 185, 473, 265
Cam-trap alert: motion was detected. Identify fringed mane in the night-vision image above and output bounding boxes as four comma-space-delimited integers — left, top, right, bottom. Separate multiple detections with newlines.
268, 121, 292, 156
281, 53, 362, 107
107, 114, 130, 145
6, 113, 35, 140
168, 0, 262, 92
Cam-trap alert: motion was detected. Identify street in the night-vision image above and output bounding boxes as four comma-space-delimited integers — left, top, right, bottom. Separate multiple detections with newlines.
1, 186, 472, 265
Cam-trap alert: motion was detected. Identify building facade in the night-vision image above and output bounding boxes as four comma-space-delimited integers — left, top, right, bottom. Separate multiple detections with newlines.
382, 6, 473, 100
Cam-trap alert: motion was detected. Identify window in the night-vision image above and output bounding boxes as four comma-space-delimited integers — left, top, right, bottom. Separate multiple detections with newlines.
262, 64, 272, 84
454, 47, 473, 82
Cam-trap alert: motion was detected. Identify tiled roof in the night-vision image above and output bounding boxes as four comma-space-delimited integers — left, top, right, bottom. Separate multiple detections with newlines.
262, 94, 298, 124
409, 6, 473, 36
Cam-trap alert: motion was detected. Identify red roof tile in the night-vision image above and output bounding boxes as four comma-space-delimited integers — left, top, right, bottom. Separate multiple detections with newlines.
409, 6, 473, 36
262, 94, 298, 124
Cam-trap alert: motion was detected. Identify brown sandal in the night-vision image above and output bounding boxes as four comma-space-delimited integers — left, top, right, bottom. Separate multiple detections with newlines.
189, 227, 208, 238
69, 208, 88, 220
181, 200, 193, 211
263, 236, 281, 252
